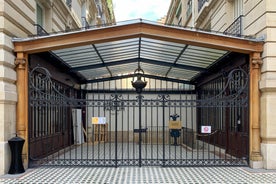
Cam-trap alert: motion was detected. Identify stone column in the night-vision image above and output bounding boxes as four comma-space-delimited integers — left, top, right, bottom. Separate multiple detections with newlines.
249, 52, 263, 168
15, 52, 28, 168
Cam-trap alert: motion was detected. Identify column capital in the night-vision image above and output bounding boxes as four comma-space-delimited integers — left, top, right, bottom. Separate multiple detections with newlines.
251, 52, 263, 68
14, 58, 26, 68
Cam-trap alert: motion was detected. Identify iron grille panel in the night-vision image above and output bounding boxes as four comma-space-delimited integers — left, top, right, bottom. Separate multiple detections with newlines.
29, 66, 249, 167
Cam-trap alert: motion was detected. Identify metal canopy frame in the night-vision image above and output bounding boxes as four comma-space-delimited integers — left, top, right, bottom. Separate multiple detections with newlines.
13, 19, 263, 85
12, 19, 265, 168
51, 36, 229, 83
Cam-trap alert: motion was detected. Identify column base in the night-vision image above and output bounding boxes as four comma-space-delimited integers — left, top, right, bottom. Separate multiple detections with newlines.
261, 143, 276, 169
250, 160, 263, 169
249, 152, 263, 169
0, 142, 11, 175
250, 152, 263, 161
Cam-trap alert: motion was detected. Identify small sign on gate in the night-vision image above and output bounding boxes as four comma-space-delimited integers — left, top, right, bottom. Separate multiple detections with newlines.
201, 126, 211, 133
168, 120, 182, 129
92, 117, 106, 124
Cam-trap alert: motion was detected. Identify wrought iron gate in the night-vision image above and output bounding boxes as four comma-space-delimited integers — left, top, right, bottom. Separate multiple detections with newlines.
29, 66, 249, 167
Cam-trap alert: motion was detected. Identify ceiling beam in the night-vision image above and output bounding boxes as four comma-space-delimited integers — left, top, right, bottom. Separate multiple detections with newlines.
71, 58, 138, 71
166, 45, 189, 76
85, 73, 191, 84
70, 57, 207, 72
141, 58, 206, 71
92, 44, 112, 76
138, 37, 141, 58
13, 21, 263, 54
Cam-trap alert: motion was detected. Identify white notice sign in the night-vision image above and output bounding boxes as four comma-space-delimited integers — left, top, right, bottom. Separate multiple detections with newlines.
201, 126, 211, 133
92, 117, 106, 124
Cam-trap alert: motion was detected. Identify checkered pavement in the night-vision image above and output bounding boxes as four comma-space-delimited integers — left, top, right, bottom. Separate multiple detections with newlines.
1, 166, 276, 183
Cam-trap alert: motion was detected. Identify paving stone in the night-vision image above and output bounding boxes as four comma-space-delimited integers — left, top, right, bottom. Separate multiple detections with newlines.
1, 166, 276, 183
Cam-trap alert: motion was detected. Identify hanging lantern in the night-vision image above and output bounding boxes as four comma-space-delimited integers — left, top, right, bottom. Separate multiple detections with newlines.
131, 65, 147, 93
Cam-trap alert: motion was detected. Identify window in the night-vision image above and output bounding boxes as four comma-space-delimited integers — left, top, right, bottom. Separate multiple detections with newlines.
198, 0, 208, 12
97, 4, 102, 18
176, 2, 182, 19
35, 3, 48, 35
36, 3, 43, 26
234, 0, 243, 19
186, 0, 192, 18
66, 0, 72, 8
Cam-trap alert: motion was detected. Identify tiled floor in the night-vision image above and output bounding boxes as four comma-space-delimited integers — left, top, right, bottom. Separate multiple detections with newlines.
0, 143, 260, 183
1, 166, 276, 183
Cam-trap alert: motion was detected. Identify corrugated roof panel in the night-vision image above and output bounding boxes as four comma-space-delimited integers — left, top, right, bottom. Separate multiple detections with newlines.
79, 68, 110, 79
63, 55, 99, 63
53, 45, 93, 55
141, 44, 182, 54
51, 34, 230, 83
52, 45, 102, 68
95, 38, 139, 48
140, 37, 184, 63
94, 38, 139, 63
109, 63, 138, 76
168, 67, 200, 80
58, 52, 97, 60
100, 50, 138, 61
102, 54, 138, 62
140, 52, 177, 62
187, 45, 227, 54
178, 57, 214, 68
178, 45, 228, 69
141, 37, 185, 48
141, 62, 170, 76
140, 48, 179, 58
69, 61, 99, 68
98, 45, 138, 55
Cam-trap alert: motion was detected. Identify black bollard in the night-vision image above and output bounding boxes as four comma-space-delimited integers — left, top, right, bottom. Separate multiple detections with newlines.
8, 135, 25, 174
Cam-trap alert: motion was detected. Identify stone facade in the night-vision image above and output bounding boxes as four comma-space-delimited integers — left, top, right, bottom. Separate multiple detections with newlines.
166, 0, 276, 169
259, 0, 276, 170
0, 0, 115, 175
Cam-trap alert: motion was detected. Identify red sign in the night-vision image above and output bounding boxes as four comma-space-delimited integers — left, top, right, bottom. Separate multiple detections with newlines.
201, 126, 211, 133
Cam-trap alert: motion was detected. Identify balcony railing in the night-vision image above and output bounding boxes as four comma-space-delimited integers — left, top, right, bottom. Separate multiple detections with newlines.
81, 17, 89, 29
198, 0, 208, 12
223, 15, 244, 37
34, 24, 48, 36
186, 0, 192, 18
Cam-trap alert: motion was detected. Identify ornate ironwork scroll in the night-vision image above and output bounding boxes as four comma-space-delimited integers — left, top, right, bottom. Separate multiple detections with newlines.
29, 66, 249, 167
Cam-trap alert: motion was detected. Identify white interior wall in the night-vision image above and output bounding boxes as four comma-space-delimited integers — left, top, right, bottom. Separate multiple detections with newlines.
86, 93, 197, 132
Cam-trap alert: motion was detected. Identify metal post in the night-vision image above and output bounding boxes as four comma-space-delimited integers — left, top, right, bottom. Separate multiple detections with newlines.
162, 95, 165, 167
131, 65, 147, 167
138, 94, 142, 167
115, 94, 118, 167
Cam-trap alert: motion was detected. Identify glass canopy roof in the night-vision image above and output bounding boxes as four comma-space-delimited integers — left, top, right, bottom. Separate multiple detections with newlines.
52, 36, 228, 83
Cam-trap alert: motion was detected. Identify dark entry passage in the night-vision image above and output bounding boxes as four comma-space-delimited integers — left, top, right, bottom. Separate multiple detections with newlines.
28, 65, 249, 167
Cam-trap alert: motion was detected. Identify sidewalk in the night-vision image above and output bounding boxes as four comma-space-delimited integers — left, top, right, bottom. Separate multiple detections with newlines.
1, 166, 276, 183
